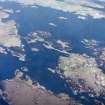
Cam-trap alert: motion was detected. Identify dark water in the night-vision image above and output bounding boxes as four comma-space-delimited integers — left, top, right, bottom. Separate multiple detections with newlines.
0, 1, 105, 105
0, 98, 9, 105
